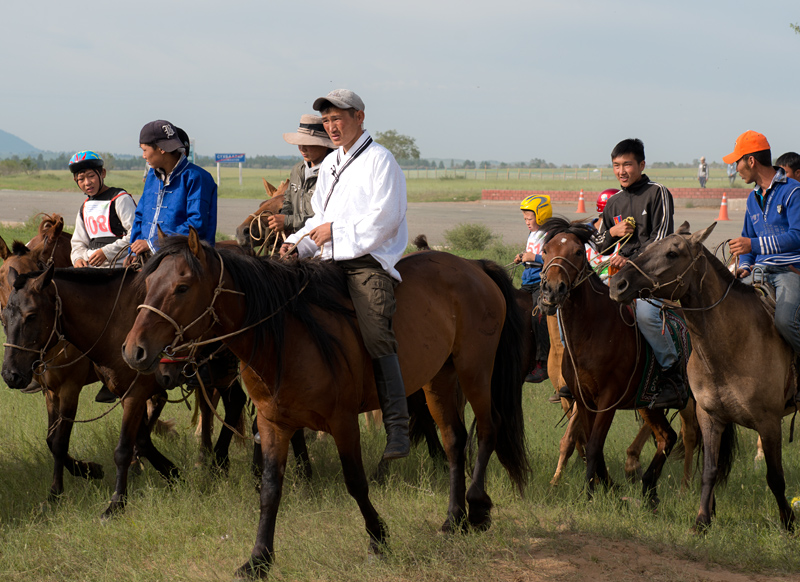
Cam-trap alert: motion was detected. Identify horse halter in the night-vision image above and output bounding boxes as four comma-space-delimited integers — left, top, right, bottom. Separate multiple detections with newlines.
540, 244, 592, 307
624, 234, 708, 303
137, 254, 244, 360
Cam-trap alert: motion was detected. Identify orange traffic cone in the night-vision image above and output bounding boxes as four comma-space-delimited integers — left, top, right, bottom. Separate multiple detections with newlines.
576, 189, 586, 213
717, 192, 729, 221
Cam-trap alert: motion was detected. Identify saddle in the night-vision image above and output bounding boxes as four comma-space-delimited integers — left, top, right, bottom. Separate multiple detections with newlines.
635, 307, 692, 409
753, 280, 777, 319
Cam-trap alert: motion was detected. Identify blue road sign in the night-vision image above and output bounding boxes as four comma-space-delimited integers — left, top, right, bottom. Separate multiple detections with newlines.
215, 153, 246, 163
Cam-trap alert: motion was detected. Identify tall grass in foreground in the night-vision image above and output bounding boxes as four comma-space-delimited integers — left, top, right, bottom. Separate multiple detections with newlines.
0, 221, 798, 581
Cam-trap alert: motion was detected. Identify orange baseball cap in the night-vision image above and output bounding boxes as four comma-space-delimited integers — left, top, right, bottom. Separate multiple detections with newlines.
722, 130, 771, 164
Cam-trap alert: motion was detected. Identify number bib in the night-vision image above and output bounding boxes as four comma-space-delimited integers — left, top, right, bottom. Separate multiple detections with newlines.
83, 200, 114, 240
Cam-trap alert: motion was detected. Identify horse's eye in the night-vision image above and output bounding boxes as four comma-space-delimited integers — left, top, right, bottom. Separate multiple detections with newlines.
25, 313, 37, 323
175, 284, 189, 295
667, 251, 678, 259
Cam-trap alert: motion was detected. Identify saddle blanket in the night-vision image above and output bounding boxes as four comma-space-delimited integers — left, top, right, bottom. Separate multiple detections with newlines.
636, 309, 692, 408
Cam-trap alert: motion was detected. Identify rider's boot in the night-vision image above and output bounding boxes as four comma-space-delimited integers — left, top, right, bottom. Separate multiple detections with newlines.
651, 363, 686, 409
373, 354, 410, 460
525, 360, 548, 384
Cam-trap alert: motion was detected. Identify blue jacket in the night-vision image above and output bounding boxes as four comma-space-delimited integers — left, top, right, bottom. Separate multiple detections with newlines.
130, 156, 218, 253
740, 169, 800, 271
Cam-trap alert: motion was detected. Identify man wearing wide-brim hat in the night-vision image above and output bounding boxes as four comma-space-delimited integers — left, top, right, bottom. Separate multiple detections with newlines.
281, 89, 411, 460
268, 115, 334, 235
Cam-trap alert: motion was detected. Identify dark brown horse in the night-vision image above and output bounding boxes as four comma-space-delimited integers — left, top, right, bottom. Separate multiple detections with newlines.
609, 222, 796, 531
538, 217, 680, 505
0, 215, 106, 500
234, 179, 288, 253
121, 230, 529, 579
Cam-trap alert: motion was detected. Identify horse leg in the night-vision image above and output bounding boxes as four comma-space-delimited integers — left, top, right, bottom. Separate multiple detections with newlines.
196, 386, 216, 467
755, 434, 765, 465
45, 378, 103, 501
423, 367, 469, 532
289, 429, 312, 482
133, 398, 180, 483
212, 379, 248, 473
235, 415, 293, 580
551, 406, 581, 486
103, 395, 149, 518
330, 414, 389, 557
694, 406, 723, 532
624, 419, 651, 483
463, 388, 497, 530
757, 423, 796, 531
678, 399, 698, 492
637, 409, 677, 509
407, 389, 446, 462
582, 408, 616, 497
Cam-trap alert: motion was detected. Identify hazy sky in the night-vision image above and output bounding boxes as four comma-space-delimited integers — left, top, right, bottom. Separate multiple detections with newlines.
2, 0, 798, 165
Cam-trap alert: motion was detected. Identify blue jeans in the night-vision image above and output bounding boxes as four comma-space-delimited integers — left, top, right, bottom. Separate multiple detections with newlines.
745, 267, 800, 354
636, 299, 678, 368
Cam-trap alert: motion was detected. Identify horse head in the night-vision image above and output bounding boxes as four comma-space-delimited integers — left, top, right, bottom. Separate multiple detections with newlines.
609, 222, 716, 305
234, 179, 288, 251
1, 264, 58, 389
539, 217, 594, 315
122, 228, 221, 375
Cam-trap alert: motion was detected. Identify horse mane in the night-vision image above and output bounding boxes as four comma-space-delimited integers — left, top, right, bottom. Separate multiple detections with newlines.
138, 236, 355, 387
541, 217, 595, 246
12, 266, 129, 291
10, 241, 30, 257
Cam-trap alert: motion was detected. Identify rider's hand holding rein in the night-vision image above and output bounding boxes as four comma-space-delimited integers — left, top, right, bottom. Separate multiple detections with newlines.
609, 220, 634, 238
729, 236, 753, 278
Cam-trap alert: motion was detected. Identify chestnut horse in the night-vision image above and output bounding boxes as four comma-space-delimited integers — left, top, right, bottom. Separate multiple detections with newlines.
0, 215, 105, 500
538, 217, 682, 506
121, 231, 529, 579
234, 179, 288, 253
609, 222, 796, 531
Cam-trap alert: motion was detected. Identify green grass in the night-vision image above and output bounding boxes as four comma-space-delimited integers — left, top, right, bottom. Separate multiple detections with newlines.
0, 167, 750, 204
0, 220, 797, 581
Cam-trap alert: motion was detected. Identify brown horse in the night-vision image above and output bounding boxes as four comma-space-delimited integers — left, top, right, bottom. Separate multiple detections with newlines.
121, 230, 529, 579
234, 179, 288, 253
0, 215, 106, 500
538, 217, 681, 505
1, 265, 186, 517
609, 221, 796, 531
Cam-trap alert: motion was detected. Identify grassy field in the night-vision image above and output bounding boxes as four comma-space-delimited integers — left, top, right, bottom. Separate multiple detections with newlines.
0, 221, 797, 581
0, 167, 750, 204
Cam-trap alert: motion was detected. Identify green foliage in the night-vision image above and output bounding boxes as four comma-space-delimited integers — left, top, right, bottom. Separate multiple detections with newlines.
374, 129, 420, 161
791, 22, 799, 34
443, 223, 495, 251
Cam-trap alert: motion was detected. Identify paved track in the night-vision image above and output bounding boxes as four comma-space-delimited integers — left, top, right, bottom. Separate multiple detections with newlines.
0, 190, 744, 251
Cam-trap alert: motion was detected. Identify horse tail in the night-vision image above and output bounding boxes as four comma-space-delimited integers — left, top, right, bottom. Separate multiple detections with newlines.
478, 259, 531, 492
696, 421, 738, 486
715, 422, 739, 486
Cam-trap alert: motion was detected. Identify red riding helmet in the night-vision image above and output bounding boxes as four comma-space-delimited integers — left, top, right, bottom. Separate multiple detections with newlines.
597, 189, 620, 213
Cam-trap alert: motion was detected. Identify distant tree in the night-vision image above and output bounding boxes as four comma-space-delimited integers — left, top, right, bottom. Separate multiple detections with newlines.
20, 157, 38, 174
463, 160, 476, 169
374, 130, 420, 161
438, 161, 444, 169
792, 22, 799, 34
98, 152, 116, 171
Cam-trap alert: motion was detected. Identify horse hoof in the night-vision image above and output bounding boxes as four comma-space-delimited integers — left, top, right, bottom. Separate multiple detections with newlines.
234, 559, 270, 581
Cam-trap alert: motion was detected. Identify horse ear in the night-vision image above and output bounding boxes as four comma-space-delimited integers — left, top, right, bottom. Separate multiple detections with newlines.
33, 263, 54, 293
276, 178, 290, 196
676, 221, 691, 235
0, 235, 9, 260
187, 227, 206, 261
262, 178, 277, 197
690, 222, 717, 246
7, 266, 18, 287
157, 225, 167, 245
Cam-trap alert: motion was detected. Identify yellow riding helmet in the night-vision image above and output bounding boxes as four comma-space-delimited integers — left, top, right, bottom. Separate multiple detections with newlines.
520, 195, 552, 225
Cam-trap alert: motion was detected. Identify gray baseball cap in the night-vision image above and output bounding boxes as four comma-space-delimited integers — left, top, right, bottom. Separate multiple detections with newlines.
313, 89, 365, 112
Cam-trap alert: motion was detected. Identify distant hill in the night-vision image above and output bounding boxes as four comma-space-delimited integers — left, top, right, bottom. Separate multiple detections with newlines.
0, 129, 41, 157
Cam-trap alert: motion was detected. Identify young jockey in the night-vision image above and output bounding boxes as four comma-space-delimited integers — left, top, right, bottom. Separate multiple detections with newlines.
513, 195, 552, 383
69, 151, 136, 268
267, 114, 334, 235
593, 138, 684, 409
776, 151, 800, 182
128, 120, 217, 261
726, 132, 800, 403
281, 89, 410, 460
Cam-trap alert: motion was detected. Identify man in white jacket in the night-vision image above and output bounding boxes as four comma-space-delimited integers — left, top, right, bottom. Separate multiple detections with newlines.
281, 89, 410, 459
